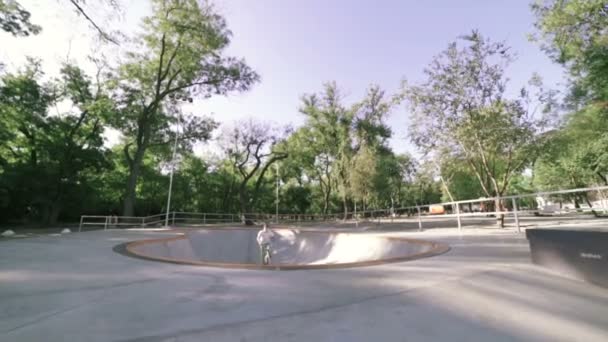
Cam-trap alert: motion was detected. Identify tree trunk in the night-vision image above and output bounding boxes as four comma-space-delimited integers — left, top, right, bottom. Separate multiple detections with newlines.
239, 187, 248, 217
583, 193, 599, 218
596, 172, 608, 186
238, 184, 255, 225
495, 197, 505, 228
222, 176, 235, 212
123, 147, 146, 217
319, 170, 331, 215
323, 190, 330, 214
47, 179, 65, 225
48, 201, 62, 225
41, 200, 62, 225
249, 156, 286, 210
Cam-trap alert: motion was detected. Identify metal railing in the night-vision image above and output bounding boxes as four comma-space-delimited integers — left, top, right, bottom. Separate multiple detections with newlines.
79, 185, 608, 233
346, 185, 608, 233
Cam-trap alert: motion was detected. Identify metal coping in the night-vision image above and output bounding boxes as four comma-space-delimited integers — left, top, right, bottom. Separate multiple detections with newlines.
121, 229, 451, 270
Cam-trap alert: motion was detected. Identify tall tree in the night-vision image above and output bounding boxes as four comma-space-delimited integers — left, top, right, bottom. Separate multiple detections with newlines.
0, 60, 110, 223
403, 31, 553, 227
531, 0, 607, 102
350, 85, 393, 211
298, 82, 353, 215
350, 144, 377, 210
532, 0, 608, 187
352, 85, 392, 149
379, 153, 416, 209
110, 0, 258, 215
221, 120, 288, 221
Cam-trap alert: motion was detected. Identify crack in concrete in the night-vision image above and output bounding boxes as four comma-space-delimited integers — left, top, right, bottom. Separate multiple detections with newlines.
116, 266, 507, 342
1, 271, 226, 335
2, 292, 109, 335
0, 277, 160, 301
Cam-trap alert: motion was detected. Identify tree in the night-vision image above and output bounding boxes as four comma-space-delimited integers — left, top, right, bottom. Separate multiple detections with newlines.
410, 161, 442, 207
531, 0, 608, 188
221, 120, 288, 221
298, 82, 353, 215
531, 0, 607, 102
438, 156, 486, 211
110, 0, 258, 216
281, 184, 312, 214
380, 153, 416, 209
350, 85, 394, 211
0, 60, 110, 223
403, 31, 553, 227
0, 0, 41, 36
352, 85, 392, 149
1, 0, 119, 41
67, 0, 122, 44
349, 144, 377, 211
294, 83, 395, 217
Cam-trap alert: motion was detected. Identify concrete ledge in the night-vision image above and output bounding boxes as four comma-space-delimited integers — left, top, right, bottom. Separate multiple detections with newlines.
122, 229, 450, 270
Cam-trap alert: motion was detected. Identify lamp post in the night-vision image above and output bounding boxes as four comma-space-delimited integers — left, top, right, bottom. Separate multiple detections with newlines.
275, 162, 279, 223
163, 97, 189, 228
164, 126, 179, 228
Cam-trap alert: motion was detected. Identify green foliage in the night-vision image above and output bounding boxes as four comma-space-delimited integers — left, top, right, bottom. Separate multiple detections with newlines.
0, 60, 109, 223
532, 0, 608, 189
404, 31, 552, 200
409, 162, 442, 206
0, 0, 41, 36
297, 82, 353, 214
531, 0, 608, 101
106, 0, 258, 215
3, 1, 606, 226
439, 157, 485, 202
280, 185, 312, 214
220, 120, 288, 216
350, 144, 377, 204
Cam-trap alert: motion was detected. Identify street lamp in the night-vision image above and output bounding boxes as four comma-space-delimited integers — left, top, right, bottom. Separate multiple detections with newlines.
275, 162, 280, 223
163, 95, 192, 228
164, 123, 180, 228
164, 99, 188, 228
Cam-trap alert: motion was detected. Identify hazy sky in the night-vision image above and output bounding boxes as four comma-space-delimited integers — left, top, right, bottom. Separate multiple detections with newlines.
1, 0, 566, 155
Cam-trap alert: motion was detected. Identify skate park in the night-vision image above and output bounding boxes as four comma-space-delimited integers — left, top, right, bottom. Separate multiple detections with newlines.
2, 190, 608, 342
3, 0, 608, 340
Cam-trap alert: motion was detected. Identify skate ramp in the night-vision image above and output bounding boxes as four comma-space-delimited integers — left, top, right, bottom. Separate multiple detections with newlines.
125, 228, 449, 270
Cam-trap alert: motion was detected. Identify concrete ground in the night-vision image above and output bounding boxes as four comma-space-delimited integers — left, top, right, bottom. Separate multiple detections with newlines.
1, 226, 607, 342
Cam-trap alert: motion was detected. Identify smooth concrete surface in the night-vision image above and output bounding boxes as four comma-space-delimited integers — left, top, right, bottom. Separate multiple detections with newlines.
129, 229, 441, 266
1, 227, 608, 341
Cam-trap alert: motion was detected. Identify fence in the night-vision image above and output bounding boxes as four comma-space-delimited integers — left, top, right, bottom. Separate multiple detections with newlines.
80, 185, 608, 232
347, 185, 608, 233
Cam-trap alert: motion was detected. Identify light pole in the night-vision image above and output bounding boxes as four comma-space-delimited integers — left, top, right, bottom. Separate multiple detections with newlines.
275, 162, 279, 223
165, 116, 181, 228
164, 129, 179, 227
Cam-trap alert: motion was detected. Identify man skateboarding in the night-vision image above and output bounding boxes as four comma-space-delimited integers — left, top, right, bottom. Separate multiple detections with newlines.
257, 223, 275, 265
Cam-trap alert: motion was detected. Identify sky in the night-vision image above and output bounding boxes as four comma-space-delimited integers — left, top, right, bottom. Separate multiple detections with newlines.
0, 0, 566, 155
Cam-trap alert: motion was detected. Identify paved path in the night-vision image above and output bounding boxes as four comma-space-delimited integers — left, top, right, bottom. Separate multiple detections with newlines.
1, 228, 607, 341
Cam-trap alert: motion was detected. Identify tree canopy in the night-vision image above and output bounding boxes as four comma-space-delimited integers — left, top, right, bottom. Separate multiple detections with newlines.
0, 0, 605, 226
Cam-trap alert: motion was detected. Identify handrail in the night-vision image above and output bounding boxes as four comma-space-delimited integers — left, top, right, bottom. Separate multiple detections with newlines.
79, 185, 608, 233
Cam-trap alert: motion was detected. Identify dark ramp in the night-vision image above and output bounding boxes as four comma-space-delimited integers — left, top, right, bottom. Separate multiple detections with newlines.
527, 228, 608, 288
